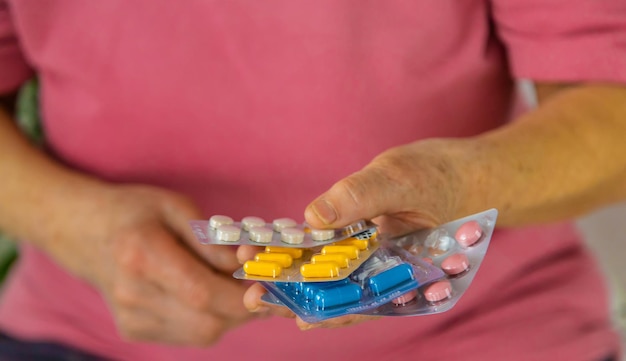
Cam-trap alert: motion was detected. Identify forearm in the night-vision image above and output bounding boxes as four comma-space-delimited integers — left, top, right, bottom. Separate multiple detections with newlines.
455, 83, 626, 227
0, 104, 105, 249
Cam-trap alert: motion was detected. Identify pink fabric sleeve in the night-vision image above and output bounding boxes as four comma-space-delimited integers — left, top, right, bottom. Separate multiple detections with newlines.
0, 1, 32, 94
491, 0, 626, 83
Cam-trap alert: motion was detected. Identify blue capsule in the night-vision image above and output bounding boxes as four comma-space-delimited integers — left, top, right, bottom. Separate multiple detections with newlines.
313, 283, 363, 310
367, 263, 415, 296
302, 279, 350, 300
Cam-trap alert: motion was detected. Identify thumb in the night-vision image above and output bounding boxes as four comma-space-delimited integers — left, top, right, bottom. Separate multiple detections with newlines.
161, 192, 240, 273
304, 166, 404, 229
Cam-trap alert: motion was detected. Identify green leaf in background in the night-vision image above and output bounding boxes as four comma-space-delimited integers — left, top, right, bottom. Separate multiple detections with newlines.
16, 77, 43, 144
0, 234, 17, 283
0, 77, 41, 284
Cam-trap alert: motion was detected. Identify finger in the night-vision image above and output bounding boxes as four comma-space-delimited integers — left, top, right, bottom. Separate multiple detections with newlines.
371, 215, 429, 237
191, 244, 241, 274
106, 268, 171, 342
304, 165, 408, 229
236, 245, 265, 264
243, 282, 295, 318
114, 238, 248, 346
159, 290, 243, 346
114, 307, 167, 343
296, 314, 379, 331
116, 296, 232, 347
109, 269, 170, 317
160, 193, 241, 273
139, 226, 251, 319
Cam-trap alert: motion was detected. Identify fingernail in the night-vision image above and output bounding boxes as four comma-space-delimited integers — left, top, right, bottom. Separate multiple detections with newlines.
299, 323, 320, 331
311, 199, 337, 225
250, 306, 270, 313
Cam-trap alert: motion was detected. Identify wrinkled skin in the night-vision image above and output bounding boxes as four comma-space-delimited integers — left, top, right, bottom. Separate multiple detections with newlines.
44, 184, 262, 345
238, 139, 466, 330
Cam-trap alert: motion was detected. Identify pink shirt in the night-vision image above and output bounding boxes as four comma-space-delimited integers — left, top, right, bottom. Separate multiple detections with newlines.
1, 1, 625, 360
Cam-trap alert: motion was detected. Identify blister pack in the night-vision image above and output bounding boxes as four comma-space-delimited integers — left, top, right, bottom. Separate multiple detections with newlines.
232, 227, 380, 282
261, 208, 498, 322
359, 208, 498, 317
189, 215, 377, 248
260, 246, 445, 322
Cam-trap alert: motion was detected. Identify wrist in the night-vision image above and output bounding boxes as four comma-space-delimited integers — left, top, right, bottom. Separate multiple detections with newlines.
17, 166, 109, 253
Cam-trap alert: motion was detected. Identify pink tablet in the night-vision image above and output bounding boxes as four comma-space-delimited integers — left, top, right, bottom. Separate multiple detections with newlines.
441, 253, 470, 276
423, 280, 452, 303
454, 220, 483, 247
392, 289, 418, 305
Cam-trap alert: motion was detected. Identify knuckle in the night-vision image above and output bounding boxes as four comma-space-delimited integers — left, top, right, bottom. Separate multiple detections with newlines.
115, 313, 144, 341
335, 168, 394, 208
181, 282, 213, 310
195, 321, 226, 346
332, 176, 368, 207
113, 231, 149, 274
371, 153, 411, 186
111, 283, 140, 307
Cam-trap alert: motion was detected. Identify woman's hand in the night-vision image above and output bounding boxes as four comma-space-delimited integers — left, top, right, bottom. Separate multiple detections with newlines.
304, 138, 466, 234
239, 139, 468, 329
44, 184, 261, 346
0, 107, 261, 345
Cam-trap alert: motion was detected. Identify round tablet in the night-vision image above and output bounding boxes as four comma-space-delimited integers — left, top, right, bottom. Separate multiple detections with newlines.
423, 280, 453, 303
281, 228, 305, 245
209, 215, 234, 229
441, 253, 470, 276
242, 216, 265, 231
454, 220, 483, 247
216, 225, 241, 242
249, 227, 273, 244
273, 218, 298, 232
311, 229, 335, 241
392, 289, 418, 306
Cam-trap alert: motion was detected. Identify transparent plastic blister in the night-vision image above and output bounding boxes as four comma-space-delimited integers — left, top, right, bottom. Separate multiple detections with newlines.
360, 208, 498, 317
260, 247, 445, 322
233, 228, 380, 282
189, 215, 376, 248
261, 209, 498, 321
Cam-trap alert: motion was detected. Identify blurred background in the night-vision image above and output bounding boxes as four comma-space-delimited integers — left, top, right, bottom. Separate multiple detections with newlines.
577, 203, 626, 345
521, 80, 626, 349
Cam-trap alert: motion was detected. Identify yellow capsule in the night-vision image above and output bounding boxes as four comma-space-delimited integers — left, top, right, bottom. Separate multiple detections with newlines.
254, 252, 293, 268
264, 246, 303, 259
311, 253, 350, 268
321, 245, 359, 260
334, 238, 369, 250
243, 260, 282, 277
300, 262, 340, 278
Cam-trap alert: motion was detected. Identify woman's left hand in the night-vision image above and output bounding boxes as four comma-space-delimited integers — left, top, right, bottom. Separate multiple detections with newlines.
238, 138, 470, 329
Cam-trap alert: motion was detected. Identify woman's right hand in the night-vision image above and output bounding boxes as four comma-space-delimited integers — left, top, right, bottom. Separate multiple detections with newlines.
0, 103, 260, 345
41, 183, 260, 346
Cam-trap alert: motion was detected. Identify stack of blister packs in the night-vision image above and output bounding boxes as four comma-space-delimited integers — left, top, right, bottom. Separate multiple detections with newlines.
190, 209, 498, 322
